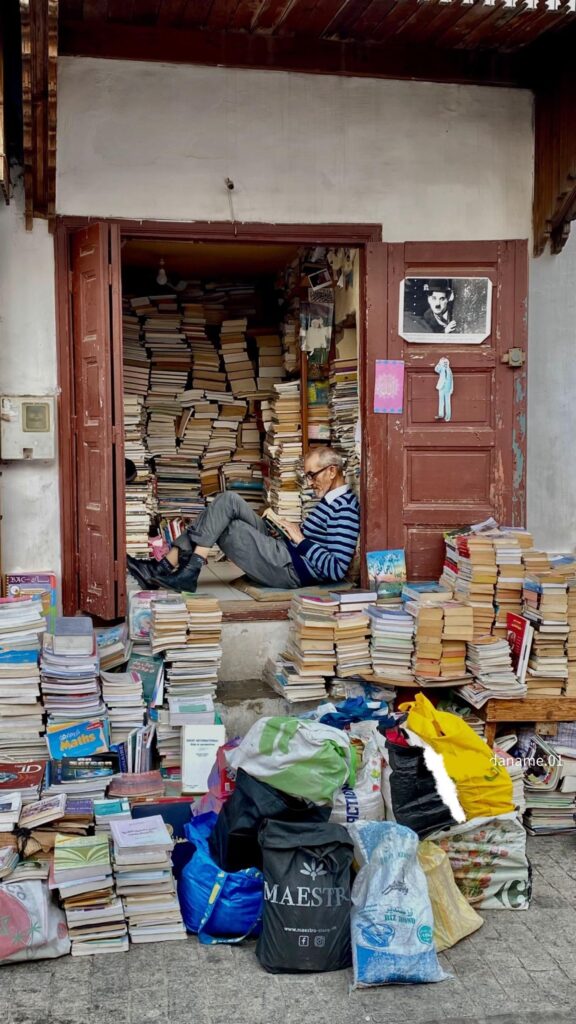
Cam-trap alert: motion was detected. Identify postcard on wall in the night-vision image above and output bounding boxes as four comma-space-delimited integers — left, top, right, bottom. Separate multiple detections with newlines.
399, 277, 492, 344
374, 360, 404, 414
366, 549, 407, 597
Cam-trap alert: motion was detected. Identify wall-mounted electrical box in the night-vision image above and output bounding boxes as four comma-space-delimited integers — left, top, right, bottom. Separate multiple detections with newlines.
0, 396, 56, 460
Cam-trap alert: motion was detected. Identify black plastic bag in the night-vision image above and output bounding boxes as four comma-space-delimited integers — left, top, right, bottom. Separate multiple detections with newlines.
209, 768, 331, 872
257, 820, 353, 974
384, 738, 457, 838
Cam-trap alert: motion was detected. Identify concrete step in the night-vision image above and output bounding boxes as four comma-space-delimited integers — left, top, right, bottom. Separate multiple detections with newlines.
219, 617, 289, 683
215, 677, 287, 736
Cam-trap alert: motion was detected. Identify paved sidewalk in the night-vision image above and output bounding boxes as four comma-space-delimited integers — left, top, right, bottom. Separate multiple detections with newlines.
1, 834, 576, 1024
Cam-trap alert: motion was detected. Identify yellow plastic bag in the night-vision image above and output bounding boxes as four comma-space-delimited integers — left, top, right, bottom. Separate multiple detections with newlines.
418, 840, 484, 951
399, 692, 513, 819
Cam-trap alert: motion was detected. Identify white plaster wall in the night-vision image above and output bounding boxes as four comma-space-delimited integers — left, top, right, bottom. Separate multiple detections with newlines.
57, 58, 533, 239
0, 177, 61, 584
527, 234, 576, 553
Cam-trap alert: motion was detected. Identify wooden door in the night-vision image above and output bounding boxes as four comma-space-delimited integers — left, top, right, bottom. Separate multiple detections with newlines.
70, 223, 126, 620
363, 241, 527, 579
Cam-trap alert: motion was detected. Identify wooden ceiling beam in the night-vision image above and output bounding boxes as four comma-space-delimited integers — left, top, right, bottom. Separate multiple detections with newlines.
20, 0, 58, 229
58, 21, 524, 86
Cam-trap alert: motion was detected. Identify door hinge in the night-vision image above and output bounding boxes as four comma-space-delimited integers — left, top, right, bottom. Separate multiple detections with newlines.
501, 348, 526, 367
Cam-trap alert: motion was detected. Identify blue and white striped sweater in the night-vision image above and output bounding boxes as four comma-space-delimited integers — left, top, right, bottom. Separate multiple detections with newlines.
288, 489, 360, 585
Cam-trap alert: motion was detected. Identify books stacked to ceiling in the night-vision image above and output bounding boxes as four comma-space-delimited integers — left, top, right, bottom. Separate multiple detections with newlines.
408, 601, 473, 685
458, 636, 527, 709
190, 332, 226, 393
367, 605, 415, 686
53, 831, 128, 955
307, 378, 331, 444
0, 596, 46, 762
264, 380, 303, 523
281, 317, 300, 375
263, 655, 328, 704
124, 394, 153, 556
100, 669, 146, 749
328, 330, 359, 491
220, 317, 257, 398
332, 592, 376, 678
492, 532, 525, 639
453, 533, 497, 639
197, 391, 236, 498
523, 574, 569, 696
285, 594, 337, 678
111, 815, 186, 944
123, 300, 150, 396
40, 616, 105, 724
251, 329, 285, 396
518, 731, 576, 835
223, 410, 265, 510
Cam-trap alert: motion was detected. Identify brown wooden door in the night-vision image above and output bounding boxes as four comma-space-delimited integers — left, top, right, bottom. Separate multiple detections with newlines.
70, 222, 126, 620
363, 240, 527, 579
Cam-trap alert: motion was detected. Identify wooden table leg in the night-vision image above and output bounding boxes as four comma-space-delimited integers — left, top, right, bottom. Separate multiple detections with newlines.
484, 722, 497, 747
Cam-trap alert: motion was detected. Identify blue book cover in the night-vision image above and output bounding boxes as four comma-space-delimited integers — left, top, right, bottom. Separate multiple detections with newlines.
0, 647, 39, 664
45, 719, 109, 760
366, 549, 407, 596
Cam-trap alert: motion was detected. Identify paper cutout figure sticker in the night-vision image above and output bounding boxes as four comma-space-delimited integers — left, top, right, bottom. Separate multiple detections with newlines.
435, 357, 453, 422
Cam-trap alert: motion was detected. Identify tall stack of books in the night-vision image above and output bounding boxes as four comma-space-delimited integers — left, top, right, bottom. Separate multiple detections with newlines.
459, 636, 526, 708
264, 380, 303, 523
281, 317, 300, 374
520, 733, 576, 835
149, 597, 189, 656
334, 609, 372, 678
111, 815, 186, 944
522, 549, 550, 575
40, 617, 105, 723
492, 533, 525, 639
53, 832, 128, 955
123, 300, 150, 396
408, 601, 473, 682
0, 596, 46, 762
328, 345, 359, 491
307, 378, 331, 443
453, 533, 497, 638
220, 317, 257, 398
263, 655, 328, 704
285, 594, 337, 677
43, 753, 120, 800
523, 574, 569, 696
100, 669, 146, 748
367, 606, 415, 684
251, 329, 284, 396
566, 576, 576, 695
124, 394, 153, 557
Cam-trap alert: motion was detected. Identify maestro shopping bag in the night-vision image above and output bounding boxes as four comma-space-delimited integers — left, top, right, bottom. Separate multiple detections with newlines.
178, 817, 263, 943
399, 693, 513, 820
227, 717, 355, 805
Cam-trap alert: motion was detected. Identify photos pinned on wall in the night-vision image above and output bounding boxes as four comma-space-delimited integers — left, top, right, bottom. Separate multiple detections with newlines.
399, 277, 492, 344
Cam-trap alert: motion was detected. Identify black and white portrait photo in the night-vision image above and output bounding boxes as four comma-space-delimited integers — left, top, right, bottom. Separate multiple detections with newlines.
399, 277, 492, 344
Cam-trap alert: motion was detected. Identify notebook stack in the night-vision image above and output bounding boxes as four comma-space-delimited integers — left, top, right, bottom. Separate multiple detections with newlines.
459, 636, 527, 708
40, 617, 105, 723
285, 594, 337, 677
100, 669, 146, 747
453, 533, 497, 639
492, 533, 525, 639
53, 832, 128, 955
264, 380, 303, 523
523, 574, 569, 696
367, 606, 415, 684
0, 596, 46, 761
124, 394, 153, 557
111, 815, 186, 944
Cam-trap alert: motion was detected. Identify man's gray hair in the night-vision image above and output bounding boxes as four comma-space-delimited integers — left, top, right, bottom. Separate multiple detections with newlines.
307, 446, 345, 471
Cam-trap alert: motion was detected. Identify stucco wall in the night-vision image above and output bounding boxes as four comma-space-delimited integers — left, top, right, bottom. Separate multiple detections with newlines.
0, 178, 61, 583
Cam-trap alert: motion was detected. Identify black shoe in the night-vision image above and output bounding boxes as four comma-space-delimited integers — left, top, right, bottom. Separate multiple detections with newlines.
163, 554, 205, 594
127, 555, 173, 591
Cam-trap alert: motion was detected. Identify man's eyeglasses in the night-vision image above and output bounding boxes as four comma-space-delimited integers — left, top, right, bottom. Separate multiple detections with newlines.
305, 464, 338, 482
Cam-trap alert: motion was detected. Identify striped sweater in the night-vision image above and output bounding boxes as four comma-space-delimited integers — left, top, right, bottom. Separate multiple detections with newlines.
288, 489, 360, 585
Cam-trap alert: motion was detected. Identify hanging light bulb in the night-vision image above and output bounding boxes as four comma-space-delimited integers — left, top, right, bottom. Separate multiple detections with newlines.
156, 257, 168, 286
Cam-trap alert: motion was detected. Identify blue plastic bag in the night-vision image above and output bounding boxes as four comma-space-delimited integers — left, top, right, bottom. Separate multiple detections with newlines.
178, 815, 263, 944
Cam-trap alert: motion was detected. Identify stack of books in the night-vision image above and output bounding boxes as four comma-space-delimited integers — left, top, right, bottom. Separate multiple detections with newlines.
43, 753, 120, 800
459, 636, 527, 707
453, 533, 497, 638
285, 594, 337, 677
124, 394, 153, 557
264, 380, 303, 523
40, 617, 105, 723
220, 317, 257, 398
281, 317, 300, 374
566, 575, 576, 695
523, 574, 569, 695
0, 596, 46, 761
520, 733, 576, 834
263, 655, 328, 704
332, 594, 373, 678
111, 815, 186, 943
93, 797, 131, 835
0, 792, 22, 831
367, 606, 415, 684
100, 669, 146, 748
150, 597, 189, 656
407, 601, 473, 683
53, 832, 128, 955
492, 533, 525, 639
307, 378, 331, 443
95, 623, 132, 673
252, 329, 284, 396
0, 759, 45, 804
123, 300, 150, 396
328, 345, 359, 491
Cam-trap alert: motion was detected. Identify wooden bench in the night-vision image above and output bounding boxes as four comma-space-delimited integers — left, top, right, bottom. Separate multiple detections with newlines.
476, 697, 576, 746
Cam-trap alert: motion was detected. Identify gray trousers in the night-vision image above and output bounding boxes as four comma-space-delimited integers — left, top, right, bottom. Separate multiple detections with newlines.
173, 492, 301, 589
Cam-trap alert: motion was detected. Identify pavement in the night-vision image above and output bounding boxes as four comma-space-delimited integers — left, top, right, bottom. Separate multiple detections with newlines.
1, 833, 576, 1024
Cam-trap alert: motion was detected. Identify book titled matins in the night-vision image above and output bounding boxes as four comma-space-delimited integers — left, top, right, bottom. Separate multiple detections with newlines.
52, 616, 94, 655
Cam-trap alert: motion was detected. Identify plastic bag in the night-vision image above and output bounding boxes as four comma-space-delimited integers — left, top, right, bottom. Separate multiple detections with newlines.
349, 821, 448, 987
428, 812, 531, 911
257, 820, 353, 974
418, 840, 483, 951
330, 737, 384, 826
0, 880, 70, 964
400, 693, 514, 819
177, 816, 263, 943
382, 729, 465, 838
209, 768, 331, 872
227, 717, 355, 805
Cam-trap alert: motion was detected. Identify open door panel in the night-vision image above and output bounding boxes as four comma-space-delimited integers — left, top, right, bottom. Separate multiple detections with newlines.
69, 222, 125, 620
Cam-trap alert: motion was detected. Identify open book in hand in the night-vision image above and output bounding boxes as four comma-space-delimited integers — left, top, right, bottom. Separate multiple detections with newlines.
261, 508, 294, 543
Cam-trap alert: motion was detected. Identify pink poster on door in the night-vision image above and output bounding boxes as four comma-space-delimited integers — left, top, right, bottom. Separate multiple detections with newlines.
374, 359, 405, 414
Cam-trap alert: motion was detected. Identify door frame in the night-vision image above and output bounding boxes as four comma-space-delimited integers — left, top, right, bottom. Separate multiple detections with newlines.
54, 216, 382, 616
